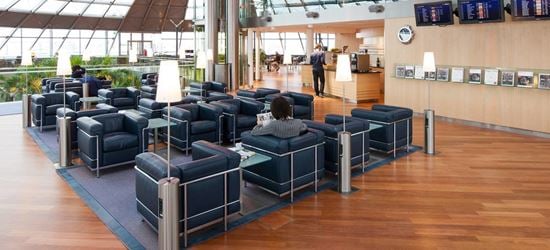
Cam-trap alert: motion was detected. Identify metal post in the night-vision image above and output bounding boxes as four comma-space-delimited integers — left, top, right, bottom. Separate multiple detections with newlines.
424, 109, 436, 155
22, 94, 31, 128
337, 131, 355, 194
57, 116, 72, 167
82, 81, 89, 110
158, 177, 180, 250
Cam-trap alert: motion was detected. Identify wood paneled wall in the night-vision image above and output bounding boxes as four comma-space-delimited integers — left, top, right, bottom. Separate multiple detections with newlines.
384, 17, 550, 133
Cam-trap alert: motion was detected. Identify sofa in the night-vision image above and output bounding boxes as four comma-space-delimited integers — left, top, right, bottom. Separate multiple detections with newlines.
241, 129, 325, 202
211, 98, 264, 143
265, 91, 314, 120
351, 105, 413, 157
56, 103, 118, 149
161, 103, 223, 152
31, 91, 80, 131
135, 140, 241, 247
98, 87, 140, 110
236, 87, 280, 102
303, 114, 370, 173
76, 112, 148, 177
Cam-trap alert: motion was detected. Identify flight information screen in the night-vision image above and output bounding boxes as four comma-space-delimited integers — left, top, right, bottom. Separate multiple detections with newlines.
512, 0, 550, 19
459, 0, 505, 23
415, 1, 454, 26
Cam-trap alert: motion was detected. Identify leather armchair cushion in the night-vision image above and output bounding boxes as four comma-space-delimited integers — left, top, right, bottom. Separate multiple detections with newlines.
175, 104, 199, 121
94, 114, 125, 134
192, 141, 240, 169
237, 114, 256, 128
191, 120, 217, 134
112, 97, 134, 107
96, 103, 118, 113
288, 92, 314, 106
111, 88, 128, 98
241, 131, 289, 154
293, 105, 309, 117
257, 88, 280, 97
135, 153, 180, 180
46, 104, 67, 115
208, 81, 227, 93
103, 132, 139, 152
236, 90, 259, 98
266, 94, 294, 105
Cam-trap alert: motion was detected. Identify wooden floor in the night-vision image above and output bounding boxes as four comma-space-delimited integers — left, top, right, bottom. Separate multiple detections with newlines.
1, 71, 549, 249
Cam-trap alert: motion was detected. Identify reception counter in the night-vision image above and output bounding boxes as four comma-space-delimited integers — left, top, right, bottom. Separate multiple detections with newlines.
301, 64, 382, 103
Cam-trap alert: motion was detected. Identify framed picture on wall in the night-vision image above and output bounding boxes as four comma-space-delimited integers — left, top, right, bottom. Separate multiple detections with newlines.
451, 67, 464, 83
405, 66, 415, 79
484, 69, 499, 85
538, 73, 550, 90
517, 71, 534, 88
501, 71, 515, 86
436, 68, 449, 82
425, 71, 436, 81
469, 69, 482, 84
396, 66, 406, 78
414, 65, 424, 79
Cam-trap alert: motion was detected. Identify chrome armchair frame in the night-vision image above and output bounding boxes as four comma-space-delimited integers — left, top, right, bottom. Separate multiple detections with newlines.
241, 142, 324, 202
77, 129, 136, 178
363, 117, 412, 158
135, 165, 241, 248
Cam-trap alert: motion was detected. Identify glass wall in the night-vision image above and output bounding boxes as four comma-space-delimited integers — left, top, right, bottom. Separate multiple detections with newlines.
261, 32, 335, 55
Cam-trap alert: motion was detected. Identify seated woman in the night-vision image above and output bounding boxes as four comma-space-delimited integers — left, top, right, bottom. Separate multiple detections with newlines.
251, 96, 307, 138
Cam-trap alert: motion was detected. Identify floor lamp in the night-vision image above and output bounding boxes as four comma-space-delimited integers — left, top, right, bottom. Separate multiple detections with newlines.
156, 60, 181, 250
196, 51, 207, 97
423, 52, 436, 155
335, 54, 354, 194
283, 52, 292, 92
56, 51, 73, 168
21, 50, 33, 128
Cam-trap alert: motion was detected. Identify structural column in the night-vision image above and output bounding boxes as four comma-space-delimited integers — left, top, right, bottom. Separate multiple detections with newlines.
247, 29, 254, 88
254, 31, 262, 81
205, 0, 218, 81
306, 28, 314, 64
227, 0, 239, 91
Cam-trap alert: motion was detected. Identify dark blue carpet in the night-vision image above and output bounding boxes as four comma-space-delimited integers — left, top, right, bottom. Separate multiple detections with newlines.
27, 128, 421, 249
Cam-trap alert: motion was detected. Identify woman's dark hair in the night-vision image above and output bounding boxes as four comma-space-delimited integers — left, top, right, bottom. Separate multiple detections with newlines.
270, 96, 292, 120
72, 65, 80, 72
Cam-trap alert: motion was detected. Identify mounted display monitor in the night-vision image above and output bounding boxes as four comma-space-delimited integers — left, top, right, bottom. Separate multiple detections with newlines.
511, 0, 550, 20
458, 0, 505, 24
414, 1, 455, 26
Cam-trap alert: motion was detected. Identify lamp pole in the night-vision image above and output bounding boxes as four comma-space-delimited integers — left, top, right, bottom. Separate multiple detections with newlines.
423, 52, 436, 155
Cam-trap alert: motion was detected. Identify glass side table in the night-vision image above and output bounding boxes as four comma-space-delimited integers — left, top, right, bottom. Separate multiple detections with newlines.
76, 96, 106, 110
143, 118, 177, 154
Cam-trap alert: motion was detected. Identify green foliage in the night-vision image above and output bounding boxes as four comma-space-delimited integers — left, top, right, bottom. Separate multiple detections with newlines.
71, 55, 83, 67
100, 69, 141, 88
36, 58, 57, 67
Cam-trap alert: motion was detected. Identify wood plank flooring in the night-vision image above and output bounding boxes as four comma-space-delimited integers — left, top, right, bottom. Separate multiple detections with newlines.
0, 70, 548, 249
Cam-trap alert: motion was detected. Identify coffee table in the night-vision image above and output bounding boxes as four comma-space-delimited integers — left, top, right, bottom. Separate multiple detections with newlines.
76, 96, 106, 110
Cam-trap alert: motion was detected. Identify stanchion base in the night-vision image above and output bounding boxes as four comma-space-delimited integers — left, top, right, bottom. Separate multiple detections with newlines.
53, 162, 72, 169
331, 186, 359, 195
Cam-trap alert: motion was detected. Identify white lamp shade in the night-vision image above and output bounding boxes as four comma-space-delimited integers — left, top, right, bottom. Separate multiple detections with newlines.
156, 60, 182, 103
196, 51, 207, 69
129, 49, 138, 63
206, 49, 214, 61
21, 50, 33, 66
335, 54, 353, 82
56, 51, 72, 76
283, 53, 292, 65
82, 52, 91, 62
423, 52, 436, 72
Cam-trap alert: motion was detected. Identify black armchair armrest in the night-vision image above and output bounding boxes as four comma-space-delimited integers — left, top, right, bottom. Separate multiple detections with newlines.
178, 155, 227, 182
288, 92, 313, 106
165, 106, 192, 122
191, 141, 240, 168
31, 94, 46, 105
56, 107, 77, 120
136, 153, 180, 181
127, 87, 140, 100
76, 117, 103, 137
123, 113, 148, 136
98, 89, 113, 99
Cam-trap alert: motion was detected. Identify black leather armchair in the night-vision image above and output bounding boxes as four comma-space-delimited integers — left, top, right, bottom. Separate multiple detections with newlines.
141, 73, 157, 85
303, 115, 370, 173
98, 87, 140, 110
135, 140, 241, 247
161, 103, 223, 152
351, 105, 413, 157
241, 129, 325, 202
266, 91, 314, 120
137, 96, 198, 119
211, 98, 264, 143
140, 85, 157, 100
76, 112, 148, 177
236, 87, 280, 102
31, 91, 80, 131
56, 103, 118, 149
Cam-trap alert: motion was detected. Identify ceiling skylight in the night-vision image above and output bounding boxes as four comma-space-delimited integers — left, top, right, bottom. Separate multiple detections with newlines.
1, 0, 135, 19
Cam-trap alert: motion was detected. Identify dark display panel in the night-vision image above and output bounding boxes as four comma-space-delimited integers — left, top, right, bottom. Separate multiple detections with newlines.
414, 1, 455, 26
458, 0, 505, 23
512, 0, 550, 20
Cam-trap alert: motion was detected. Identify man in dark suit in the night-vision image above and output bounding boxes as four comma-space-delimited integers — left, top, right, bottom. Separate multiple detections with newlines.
310, 44, 326, 97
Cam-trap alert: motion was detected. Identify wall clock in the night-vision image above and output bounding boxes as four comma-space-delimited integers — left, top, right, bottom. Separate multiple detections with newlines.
397, 25, 414, 44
